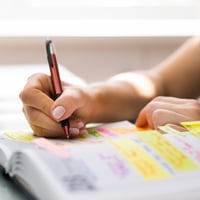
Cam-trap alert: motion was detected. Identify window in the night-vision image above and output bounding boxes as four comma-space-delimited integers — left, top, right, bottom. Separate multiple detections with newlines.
0, 0, 199, 36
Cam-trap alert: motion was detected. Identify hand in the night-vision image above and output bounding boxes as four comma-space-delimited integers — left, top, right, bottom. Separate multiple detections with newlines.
136, 96, 200, 131
19, 73, 93, 138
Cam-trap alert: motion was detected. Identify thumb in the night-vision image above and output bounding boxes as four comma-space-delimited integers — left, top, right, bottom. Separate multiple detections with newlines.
50, 87, 83, 121
51, 104, 67, 121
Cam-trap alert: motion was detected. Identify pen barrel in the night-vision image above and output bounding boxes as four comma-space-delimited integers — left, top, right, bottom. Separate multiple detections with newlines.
61, 119, 70, 127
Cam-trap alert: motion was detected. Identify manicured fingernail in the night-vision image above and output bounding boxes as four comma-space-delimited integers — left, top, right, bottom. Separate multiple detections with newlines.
77, 121, 84, 128
69, 128, 79, 135
52, 106, 66, 119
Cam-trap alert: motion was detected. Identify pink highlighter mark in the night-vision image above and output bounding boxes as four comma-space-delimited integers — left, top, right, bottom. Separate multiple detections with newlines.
96, 128, 118, 137
34, 138, 68, 158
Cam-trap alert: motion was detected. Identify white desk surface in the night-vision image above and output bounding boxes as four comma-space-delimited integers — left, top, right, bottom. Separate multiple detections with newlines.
0, 167, 27, 200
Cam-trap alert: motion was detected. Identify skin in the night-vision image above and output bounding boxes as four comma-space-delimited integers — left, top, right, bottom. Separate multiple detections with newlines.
19, 36, 200, 138
136, 96, 200, 131
136, 36, 200, 130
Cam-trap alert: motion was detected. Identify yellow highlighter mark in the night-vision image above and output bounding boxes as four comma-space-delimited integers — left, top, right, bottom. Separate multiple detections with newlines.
4, 131, 35, 142
109, 138, 170, 180
138, 131, 199, 172
181, 121, 200, 138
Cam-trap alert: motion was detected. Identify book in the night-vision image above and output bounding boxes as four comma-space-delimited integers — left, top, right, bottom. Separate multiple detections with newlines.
0, 120, 200, 200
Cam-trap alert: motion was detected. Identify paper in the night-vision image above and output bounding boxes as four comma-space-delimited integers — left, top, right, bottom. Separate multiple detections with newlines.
181, 121, 200, 138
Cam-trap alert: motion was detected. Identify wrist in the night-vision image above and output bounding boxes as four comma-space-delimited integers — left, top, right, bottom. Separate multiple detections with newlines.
87, 80, 139, 123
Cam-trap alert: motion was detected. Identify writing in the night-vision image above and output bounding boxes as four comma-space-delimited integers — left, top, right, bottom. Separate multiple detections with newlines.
109, 138, 169, 180
62, 174, 96, 191
173, 135, 200, 163
98, 153, 130, 179
60, 158, 96, 192
138, 131, 199, 171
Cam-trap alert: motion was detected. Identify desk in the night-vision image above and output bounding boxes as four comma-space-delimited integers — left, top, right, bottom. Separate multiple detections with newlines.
0, 167, 27, 200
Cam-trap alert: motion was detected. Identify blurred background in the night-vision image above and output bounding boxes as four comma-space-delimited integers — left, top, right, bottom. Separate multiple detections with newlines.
0, 2, 200, 199
0, 0, 199, 82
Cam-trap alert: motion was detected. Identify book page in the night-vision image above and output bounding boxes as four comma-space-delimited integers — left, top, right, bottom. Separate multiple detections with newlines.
0, 130, 35, 171
0, 120, 136, 171
5, 121, 200, 200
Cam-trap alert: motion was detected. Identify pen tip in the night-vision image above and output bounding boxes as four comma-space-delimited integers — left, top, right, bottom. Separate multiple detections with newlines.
63, 126, 70, 140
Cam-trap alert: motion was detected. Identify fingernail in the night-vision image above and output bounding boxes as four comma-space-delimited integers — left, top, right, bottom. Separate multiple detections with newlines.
69, 128, 79, 135
77, 121, 84, 128
52, 106, 66, 119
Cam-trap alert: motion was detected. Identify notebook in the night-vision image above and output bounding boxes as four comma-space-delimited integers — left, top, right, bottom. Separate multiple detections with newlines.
0, 120, 200, 200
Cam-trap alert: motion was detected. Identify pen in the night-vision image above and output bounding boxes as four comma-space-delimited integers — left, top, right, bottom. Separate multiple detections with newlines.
46, 40, 70, 139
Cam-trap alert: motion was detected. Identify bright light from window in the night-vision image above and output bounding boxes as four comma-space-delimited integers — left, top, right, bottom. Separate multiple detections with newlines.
1, 0, 198, 7
0, 0, 199, 36
26, 0, 199, 7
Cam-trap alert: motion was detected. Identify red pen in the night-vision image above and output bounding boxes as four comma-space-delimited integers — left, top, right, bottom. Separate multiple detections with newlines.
46, 40, 70, 139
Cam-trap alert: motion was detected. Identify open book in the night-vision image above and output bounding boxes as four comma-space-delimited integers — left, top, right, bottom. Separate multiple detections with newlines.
0, 120, 200, 200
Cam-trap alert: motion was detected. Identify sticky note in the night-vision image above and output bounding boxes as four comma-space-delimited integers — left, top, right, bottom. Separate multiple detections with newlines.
109, 138, 170, 180
138, 131, 199, 171
34, 138, 68, 158
96, 128, 118, 136
88, 129, 104, 137
158, 125, 186, 137
4, 131, 35, 142
181, 121, 200, 138
110, 126, 150, 134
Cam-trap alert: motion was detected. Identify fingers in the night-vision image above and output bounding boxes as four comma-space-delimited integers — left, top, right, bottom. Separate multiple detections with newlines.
20, 73, 88, 138
51, 86, 91, 122
20, 73, 54, 117
164, 124, 187, 132
51, 88, 83, 120
22, 105, 63, 137
23, 106, 87, 138
68, 119, 87, 139
136, 96, 200, 129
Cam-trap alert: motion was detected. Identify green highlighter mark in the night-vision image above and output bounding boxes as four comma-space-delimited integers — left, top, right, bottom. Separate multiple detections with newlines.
88, 129, 104, 138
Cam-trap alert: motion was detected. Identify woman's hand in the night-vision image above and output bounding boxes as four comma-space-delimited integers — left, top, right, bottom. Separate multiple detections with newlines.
19, 73, 94, 138
136, 96, 200, 131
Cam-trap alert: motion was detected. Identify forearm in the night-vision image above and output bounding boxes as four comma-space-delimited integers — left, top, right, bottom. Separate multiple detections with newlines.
155, 36, 200, 98
88, 72, 163, 122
